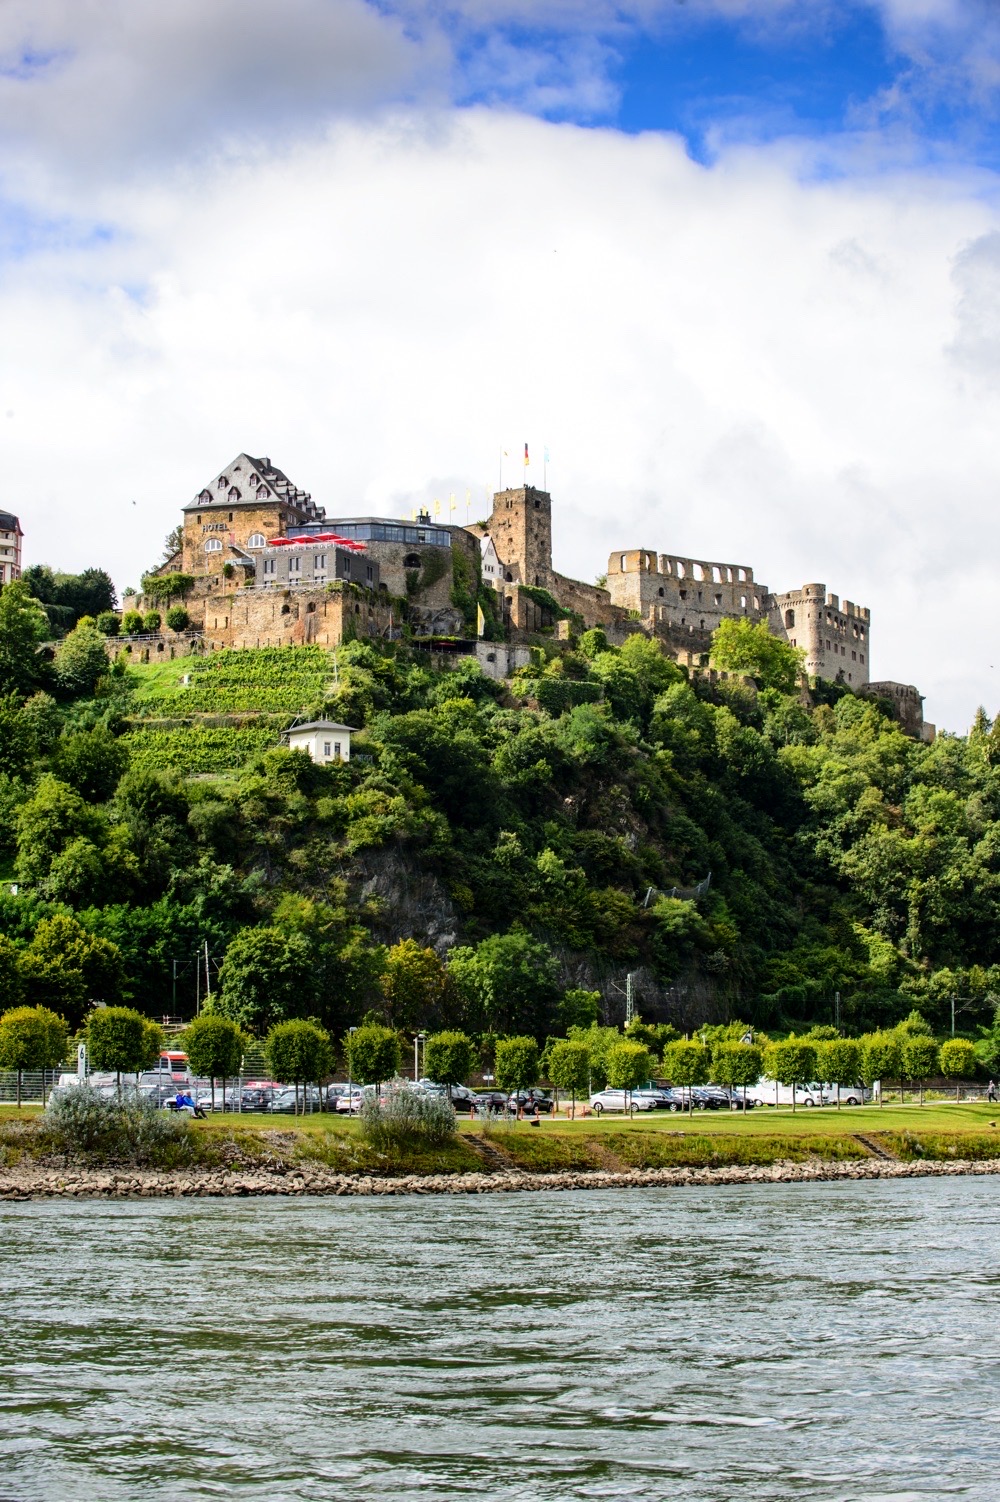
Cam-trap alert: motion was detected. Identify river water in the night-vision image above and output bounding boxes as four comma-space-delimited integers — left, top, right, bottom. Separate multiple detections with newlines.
2, 1177, 999, 1501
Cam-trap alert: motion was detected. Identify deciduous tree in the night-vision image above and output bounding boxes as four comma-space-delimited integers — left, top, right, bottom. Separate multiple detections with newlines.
346, 1023, 401, 1089
423, 1030, 475, 1097
547, 1039, 590, 1118
0, 1005, 68, 1106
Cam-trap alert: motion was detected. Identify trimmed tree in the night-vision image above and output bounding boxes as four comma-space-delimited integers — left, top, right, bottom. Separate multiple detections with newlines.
165, 605, 189, 632
711, 1042, 764, 1112
662, 1039, 710, 1117
121, 609, 144, 635
860, 1031, 902, 1109
902, 1034, 939, 1107
939, 1038, 978, 1103
264, 1020, 332, 1115
606, 1039, 653, 1114
0, 1005, 68, 1107
87, 1006, 152, 1091
183, 1014, 246, 1112
494, 1035, 540, 1114
423, 1030, 476, 1099
548, 1039, 590, 1119
346, 1024, 401, 1090
815, 1038, 863, 1109
765, 1038, 818, 1113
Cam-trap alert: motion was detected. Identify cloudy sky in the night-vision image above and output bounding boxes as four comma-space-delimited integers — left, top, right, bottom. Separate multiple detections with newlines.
2, 0, 1000, 729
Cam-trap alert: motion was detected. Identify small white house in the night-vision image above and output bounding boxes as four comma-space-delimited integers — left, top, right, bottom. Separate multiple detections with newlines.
480, 533, 504, 591
285, 720, 357, 764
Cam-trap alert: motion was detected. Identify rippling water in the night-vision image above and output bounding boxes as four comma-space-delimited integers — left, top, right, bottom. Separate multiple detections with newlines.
2, 1178, 999, 1500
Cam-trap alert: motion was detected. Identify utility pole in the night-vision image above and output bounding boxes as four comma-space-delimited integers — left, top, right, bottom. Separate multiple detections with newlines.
204, 941, 212, 1009
835, 991, 841, 1032
625, 972, 635, 1027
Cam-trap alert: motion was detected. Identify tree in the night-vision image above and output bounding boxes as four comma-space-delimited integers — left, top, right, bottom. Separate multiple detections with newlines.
939, 1038, 977, 1103
52, 726, 130, 803
0, 1005, 68, 1107
860, 1032, 902, 1109
662, 1039, 710, 1117
902, 1034, 939, 1107
557, 988, 601, 1030
346, 1024, 401, 1088
121, 610, 144, 635
380, 940, 450, 1031
0, 692, 38, 778
0, 580, 50, 695
143, 610, 162, 633
765, 1038, 818, 1113
711, 1041, 764, 1111
815, 1038, 863, 1109
494, 1035, 539, 1109
710, 617, 804, 694
0, 935, 25, 1012
214, 926, 313, 1035
96, 611, 120, 636
19, 915, 124, 1029
264, 1020, 331, 1114
165, 605, 189, 632
548, 1039, 590, 1118
423, 1030, 476, 1097
183, 1014, 246, 1112
87, 1006, 153, 1089
447, 932, 560, 1038
52, 619, 109, 697
14, 774, 108, 897
606, 1039, 653, 1112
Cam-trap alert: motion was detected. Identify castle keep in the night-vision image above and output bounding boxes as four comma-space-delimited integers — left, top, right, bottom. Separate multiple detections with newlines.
143, 450, 926, 729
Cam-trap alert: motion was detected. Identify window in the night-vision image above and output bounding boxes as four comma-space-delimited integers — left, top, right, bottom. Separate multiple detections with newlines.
740, 595, 747, 609
658, 586, 664, 597
714, 593, 722, 606
785, 609, 795, 629
404, 553, 421, 568
246, 533, 266, 549
258, 486, 269, 498
620, 554, 627, 571
217, 476, 227, 488
323, 742, 331, 758
228, 487, 241, 501
852, 651, 857, 661
205, 538, 223, 552
314, 554, 327, 569
366, 565, 373, 581
263, 558, 275, 575
289, 556, 301, 573
860, 653, 865, 664
534, 499, 540, 510
199, 490, 212, 503
679, 589, 687, 600
333, 742, 341, 758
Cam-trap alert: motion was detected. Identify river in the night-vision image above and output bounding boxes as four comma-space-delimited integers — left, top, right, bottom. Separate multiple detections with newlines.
1, 1177, 998, 1500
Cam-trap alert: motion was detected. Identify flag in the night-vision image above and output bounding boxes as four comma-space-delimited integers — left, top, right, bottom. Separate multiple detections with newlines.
433, 498, 441, 516
544, 446, 550, 464
449, 493, 456, 514
477, 603, 485, 638
524, 443, 529, 468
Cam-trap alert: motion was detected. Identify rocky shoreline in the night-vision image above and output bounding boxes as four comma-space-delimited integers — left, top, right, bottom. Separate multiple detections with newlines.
2, 1155, 1000, 1200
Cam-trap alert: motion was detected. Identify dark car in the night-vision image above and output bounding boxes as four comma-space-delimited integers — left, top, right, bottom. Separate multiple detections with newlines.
472, 1090, 511, 1115
507, 1090, 554, 1114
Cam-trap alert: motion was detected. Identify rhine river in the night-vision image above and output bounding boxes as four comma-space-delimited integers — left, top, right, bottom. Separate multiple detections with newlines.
2, 1177, 998, 1501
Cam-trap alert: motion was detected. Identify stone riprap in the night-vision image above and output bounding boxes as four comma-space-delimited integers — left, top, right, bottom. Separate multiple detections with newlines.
2, 1157, 999, 1200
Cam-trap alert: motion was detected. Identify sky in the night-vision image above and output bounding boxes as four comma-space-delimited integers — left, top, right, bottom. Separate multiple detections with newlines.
2, 1, 1000, 730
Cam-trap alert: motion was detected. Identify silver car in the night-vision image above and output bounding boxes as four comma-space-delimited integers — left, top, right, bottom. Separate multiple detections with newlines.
588, 1088, 657, 1116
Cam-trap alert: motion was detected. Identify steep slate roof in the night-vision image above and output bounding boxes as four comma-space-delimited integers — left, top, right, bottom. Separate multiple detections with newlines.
184, 453, 325, 521
0, 510, 22, 531
285, 720, 359, 734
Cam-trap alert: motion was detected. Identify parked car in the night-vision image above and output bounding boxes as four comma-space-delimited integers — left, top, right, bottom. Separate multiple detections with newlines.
749, 1078, 832, 1108
335, 1086, 365, 1114
631, 1087, 684, 1111
474, 1090, 513, 1115
507, 1090, 554, 1114
588, 1088, 657, 1115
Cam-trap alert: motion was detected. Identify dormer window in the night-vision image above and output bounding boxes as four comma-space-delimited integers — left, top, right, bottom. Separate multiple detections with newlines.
257, 486, 269, 498
199, 490, 212, 503
228, 487, 241, 501
217, 476, 227, 489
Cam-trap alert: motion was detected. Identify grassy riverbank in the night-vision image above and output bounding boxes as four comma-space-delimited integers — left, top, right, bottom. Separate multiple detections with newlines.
3, 1101, 999, 1177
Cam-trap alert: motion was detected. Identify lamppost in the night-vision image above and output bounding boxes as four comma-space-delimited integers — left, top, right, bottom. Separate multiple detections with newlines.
414, 1031, 427, 1084
347, 1025, 357, 1112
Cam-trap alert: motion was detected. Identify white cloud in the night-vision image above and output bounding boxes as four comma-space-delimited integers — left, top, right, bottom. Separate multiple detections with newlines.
1, 109, 999, 731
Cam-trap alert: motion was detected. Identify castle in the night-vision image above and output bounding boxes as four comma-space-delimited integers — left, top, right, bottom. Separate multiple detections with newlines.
143, 452, 928, 733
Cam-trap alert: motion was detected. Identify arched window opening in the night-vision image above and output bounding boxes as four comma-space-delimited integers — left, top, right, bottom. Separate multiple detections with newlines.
246, 533, 266, 549
205, 538, 223, 553
404, 553, 421, 568
620, 554, 627, 571
784, 608, 795, 629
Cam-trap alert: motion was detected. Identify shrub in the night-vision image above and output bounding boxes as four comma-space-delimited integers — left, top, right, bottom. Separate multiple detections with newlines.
359, 1081, 456, 1150
121, 610, 144, 635
143, 610, 162, 633
939, 1038, 978, 1101
165, 605, 190, 632
96, 611, 120, 636
44, 1084, 190, 1164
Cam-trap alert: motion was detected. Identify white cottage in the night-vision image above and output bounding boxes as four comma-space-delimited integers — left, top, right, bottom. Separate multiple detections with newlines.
479, 533, 504, 591
285, 720, 357, 764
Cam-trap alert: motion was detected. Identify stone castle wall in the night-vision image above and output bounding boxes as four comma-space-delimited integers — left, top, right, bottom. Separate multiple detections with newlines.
769, 583, 871, 689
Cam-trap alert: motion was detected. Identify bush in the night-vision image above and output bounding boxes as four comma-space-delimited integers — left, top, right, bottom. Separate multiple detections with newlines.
143, 610, 162, 633
44, 1084, 190, 1165
165, 605, 190, 632
121, 610, 144, 635
358, 1081, 456, 1150
96, 611, 120, 636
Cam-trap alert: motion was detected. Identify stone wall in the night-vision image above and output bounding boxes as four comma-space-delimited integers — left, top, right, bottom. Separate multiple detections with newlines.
198, 586, 392, 650
862, 680, 933, 741
769, 583, 871, 689
606, 548, 767, 634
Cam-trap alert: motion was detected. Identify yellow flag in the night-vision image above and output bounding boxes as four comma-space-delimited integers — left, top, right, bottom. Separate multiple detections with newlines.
477, 603, 485, 638
449, 493, 456, 514
433, 498, 441, 516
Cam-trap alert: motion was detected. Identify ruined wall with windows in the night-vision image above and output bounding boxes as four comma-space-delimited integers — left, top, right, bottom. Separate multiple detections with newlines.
605, 549, 768, 636
769, 584, 871, 689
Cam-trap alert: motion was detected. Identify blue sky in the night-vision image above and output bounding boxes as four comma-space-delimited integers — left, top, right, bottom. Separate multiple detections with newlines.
1, 0, 1000, 729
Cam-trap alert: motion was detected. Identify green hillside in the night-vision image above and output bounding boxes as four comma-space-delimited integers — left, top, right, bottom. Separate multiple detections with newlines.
1, 584, 1000, 1072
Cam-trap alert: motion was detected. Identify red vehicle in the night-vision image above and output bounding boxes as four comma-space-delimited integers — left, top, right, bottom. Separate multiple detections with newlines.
157, 1051, 191, 1083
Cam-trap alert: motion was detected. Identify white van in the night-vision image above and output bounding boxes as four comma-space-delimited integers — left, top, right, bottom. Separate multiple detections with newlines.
750, 1077, 833, 1108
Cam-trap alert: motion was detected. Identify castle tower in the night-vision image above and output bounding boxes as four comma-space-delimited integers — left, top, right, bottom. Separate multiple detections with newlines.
486, 486, 553, 588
